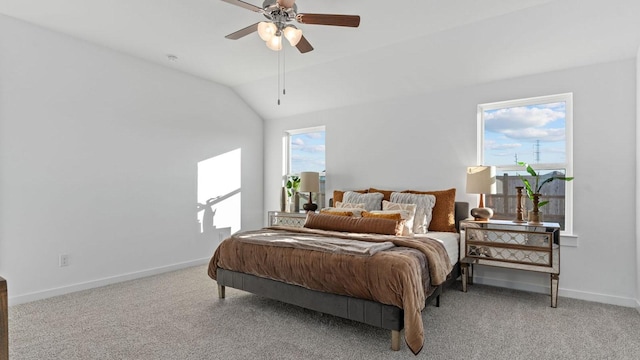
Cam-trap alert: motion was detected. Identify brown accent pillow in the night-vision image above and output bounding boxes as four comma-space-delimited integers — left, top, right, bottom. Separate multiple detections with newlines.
320, 209, 353, 217
368, 188, 395, 202
333, 189, 367, 203
361, 211, 402, 221
304, 212, 403, 236
403, 188, 457, 232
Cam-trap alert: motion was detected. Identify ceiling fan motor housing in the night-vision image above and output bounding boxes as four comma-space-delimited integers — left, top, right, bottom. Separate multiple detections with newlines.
262, 0, 297, 27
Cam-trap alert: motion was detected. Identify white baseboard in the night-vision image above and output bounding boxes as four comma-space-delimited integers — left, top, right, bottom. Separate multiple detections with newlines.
8, 257, 211, 305
559, 287, 638, 308
473, 276, 638, 308
472, 276, 549, 296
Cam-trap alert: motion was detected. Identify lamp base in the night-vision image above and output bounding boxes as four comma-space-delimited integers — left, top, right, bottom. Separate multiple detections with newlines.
471, 207, 493, 221
303, 203, 318, 212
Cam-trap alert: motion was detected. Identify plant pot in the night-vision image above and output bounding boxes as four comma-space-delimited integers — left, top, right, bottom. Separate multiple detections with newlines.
286, 191, 300, 212
527, 193, 543, 225
528, 211, 543, 225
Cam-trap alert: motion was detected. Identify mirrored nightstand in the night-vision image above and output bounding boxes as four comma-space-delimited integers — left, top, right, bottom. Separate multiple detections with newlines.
460, 219, 561, 307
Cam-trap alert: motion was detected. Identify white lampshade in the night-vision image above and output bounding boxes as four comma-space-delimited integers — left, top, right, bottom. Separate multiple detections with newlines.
258, 22, 277, 42
466, 166, 497, 194
283, 26, 303, 46
266, 35, 282, 51
299, 172, 320, 193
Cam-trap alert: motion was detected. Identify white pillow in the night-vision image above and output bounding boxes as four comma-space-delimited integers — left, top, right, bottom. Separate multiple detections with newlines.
334, 202, 365, 209
390, 192, 436, 234
332, 202, 366, 217
381, 201, 417, 236
342, 191, 384, 211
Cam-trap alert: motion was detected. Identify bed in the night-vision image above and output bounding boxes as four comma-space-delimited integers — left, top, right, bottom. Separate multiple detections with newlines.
208, 188, 468, 354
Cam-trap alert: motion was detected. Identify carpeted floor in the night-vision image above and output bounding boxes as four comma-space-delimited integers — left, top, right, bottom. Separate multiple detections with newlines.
8, 265, 640, 359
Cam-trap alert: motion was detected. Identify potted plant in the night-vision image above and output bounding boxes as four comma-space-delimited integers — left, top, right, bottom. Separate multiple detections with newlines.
517, 162, 574, 224
285, 175, 300, 212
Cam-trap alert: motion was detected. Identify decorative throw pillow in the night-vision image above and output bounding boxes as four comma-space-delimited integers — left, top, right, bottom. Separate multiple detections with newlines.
403, 188, 456, 232
304, 212, 403, 236
368, 188, 395, 201
334, 202, 366, 209
334, 202, 366, 217
381, 201, 417, 236
320, 208, 353, 216
333, 189, 368, 204
391, 192, 436, 234
342, 191, 384, 211
361, 211, 403, 221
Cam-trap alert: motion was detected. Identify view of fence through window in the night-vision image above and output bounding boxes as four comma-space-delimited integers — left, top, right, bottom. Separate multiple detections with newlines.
479, 94, 572, 230
486, 170, 569, 228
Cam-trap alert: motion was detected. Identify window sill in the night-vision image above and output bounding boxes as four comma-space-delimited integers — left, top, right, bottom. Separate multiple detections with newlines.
560, 233, 578, 247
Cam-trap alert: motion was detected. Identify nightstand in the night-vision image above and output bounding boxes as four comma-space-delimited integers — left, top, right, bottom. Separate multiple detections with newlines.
459, 219, 561, 307
267, 211, 308, 228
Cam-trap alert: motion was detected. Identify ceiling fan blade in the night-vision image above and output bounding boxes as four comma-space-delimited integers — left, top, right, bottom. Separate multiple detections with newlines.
277, 0, 296, 8
296, 13, 360, 27
220, 0, 262, 12
295, 35, 314, 54
225, 22, 260, 40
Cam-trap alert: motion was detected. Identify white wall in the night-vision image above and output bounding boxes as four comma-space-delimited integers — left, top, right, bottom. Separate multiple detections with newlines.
265, 58, 637, 307
637, 47, 640, 313
0, 15, 264, 304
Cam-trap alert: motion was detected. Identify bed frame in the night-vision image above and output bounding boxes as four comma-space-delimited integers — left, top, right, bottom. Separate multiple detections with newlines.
216, 202, 469, 351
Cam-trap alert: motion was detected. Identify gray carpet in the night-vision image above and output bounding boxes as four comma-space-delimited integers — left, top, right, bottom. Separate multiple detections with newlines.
8, 265, 640, 359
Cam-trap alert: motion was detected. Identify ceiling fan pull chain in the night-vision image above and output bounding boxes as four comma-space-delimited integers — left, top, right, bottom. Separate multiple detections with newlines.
283, 45, 286, 96
277, 46, 281, 105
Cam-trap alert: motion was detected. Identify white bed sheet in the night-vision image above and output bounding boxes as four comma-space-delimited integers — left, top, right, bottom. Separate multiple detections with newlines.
415, 232, 460, 266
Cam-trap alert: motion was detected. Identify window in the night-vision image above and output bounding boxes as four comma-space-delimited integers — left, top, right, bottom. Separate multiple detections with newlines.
478, 94, 573, 232
285, 126, 326, 209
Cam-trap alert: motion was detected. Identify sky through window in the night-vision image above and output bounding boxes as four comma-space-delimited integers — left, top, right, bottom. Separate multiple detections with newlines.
290, 131, 325, 174
483, 102, 566, 166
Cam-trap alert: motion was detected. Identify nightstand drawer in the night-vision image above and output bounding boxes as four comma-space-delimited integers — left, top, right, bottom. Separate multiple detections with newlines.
465, 243, 552, 266
465, 227, 552, 248
267, 211, 307, 228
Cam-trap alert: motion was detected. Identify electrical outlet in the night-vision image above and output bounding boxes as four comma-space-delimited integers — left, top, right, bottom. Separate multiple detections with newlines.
59, 254, 69, 267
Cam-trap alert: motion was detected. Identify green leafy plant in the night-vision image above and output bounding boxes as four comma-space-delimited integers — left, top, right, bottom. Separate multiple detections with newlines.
517, 161, 574, 208
285, 175, 300, 197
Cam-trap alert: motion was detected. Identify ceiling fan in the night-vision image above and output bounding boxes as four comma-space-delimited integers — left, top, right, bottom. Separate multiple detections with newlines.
221, 0, 361, 53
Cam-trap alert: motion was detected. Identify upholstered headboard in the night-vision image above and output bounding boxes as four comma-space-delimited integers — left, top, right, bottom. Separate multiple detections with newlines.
454, 201, 469, 231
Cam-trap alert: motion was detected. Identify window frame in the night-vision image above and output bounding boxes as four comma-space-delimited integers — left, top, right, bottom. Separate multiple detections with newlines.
477, 93, 574, 234
284, 126, 326, 208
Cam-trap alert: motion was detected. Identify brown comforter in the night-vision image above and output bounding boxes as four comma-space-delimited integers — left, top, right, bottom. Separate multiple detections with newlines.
208, 226, 453, 354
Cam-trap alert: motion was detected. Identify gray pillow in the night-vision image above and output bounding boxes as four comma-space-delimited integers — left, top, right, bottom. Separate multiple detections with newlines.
342, 191, 384, 211
390, 192, 436, 234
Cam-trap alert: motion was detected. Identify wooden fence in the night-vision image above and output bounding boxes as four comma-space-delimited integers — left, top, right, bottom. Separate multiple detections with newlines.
486, 172, 568, 227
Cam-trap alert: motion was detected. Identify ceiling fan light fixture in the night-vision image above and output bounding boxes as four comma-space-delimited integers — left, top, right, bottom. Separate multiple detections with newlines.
266, 34, 283, 51
283, 26, 303, 46
257, 21, 277, 41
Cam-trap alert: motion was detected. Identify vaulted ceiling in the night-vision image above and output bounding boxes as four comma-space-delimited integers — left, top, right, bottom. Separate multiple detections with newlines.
1, 0, 639, 120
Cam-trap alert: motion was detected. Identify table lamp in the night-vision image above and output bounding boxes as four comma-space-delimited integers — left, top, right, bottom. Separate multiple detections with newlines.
466, 166, 497, 221
299, 171, 319, 212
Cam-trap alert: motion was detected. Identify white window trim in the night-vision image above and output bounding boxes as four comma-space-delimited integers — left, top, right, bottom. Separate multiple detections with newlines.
284, 125, 326, 177
477, 93, 574, 236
